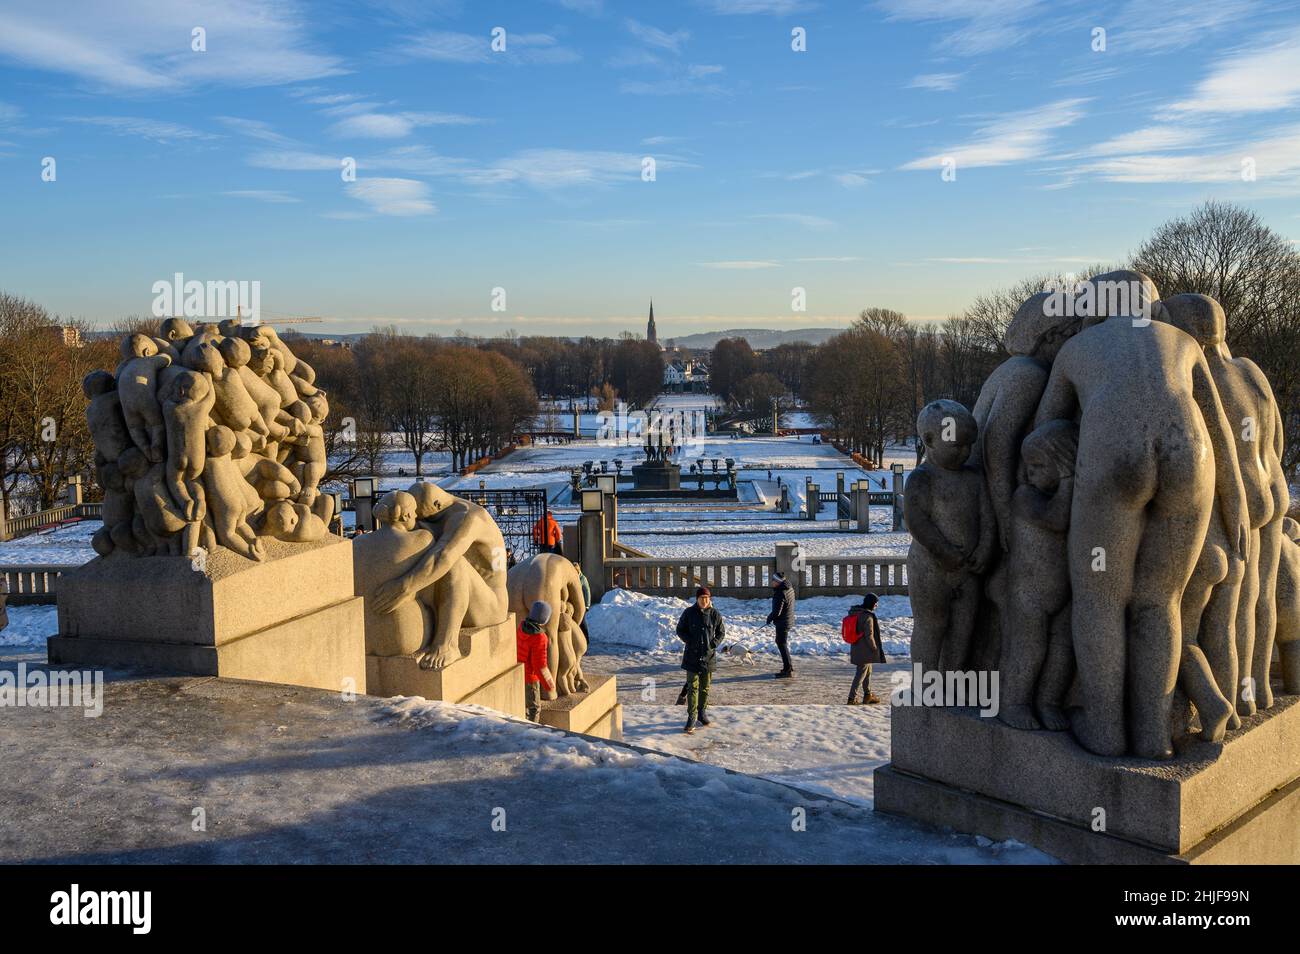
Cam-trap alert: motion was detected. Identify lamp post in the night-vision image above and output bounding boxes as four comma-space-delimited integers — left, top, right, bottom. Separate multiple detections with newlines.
891, 463, 906, 532
352, 476, 377, 533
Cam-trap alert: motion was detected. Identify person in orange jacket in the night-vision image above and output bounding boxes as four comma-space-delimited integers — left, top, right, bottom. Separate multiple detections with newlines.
532, 512, 564, 556
517, 600, 556, 721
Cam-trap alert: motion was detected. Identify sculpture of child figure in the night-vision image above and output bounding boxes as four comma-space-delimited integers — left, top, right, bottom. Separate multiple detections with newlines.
904, 399, 996, 678
1000, 419, 1078, 731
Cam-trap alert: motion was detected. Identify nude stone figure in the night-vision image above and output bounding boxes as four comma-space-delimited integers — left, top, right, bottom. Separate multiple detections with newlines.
83, 370, 131, 468
160, 370, 214, 524
999, 420, 1077, 732
1033, 282, 1248, 759
1275, 518, 1300, 694
201, 425, 265, 562
372, 483, 509, 671
904, 400, 996, 677
1159, 295, 1291, 717
507, 552, 589, 699
115, 350, 172, 463
354, 491, 434, 656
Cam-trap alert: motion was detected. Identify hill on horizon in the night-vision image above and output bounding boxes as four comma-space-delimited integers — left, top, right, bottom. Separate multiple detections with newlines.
666, 327, 842, 350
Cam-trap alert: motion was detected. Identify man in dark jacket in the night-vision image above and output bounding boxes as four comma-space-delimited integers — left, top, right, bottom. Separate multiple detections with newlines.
765, 572, 796, 678
846, 593, 887, 704
676, 586, 726, 733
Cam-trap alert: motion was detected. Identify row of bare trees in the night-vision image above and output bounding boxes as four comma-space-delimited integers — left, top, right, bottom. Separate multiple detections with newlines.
0, 294, 114, 517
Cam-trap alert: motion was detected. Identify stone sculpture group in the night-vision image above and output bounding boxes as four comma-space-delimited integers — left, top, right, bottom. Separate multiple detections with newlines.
906, 271, 1300, 760
356, 484, 590, 693
85, 318, 333, 562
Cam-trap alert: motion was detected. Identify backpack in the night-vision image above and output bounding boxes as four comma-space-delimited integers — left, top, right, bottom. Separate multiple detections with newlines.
841, 612, 862, 644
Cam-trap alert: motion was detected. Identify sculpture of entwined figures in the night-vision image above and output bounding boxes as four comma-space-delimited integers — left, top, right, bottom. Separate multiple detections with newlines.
906, 271, 1294, 760
85, 318, 334, 561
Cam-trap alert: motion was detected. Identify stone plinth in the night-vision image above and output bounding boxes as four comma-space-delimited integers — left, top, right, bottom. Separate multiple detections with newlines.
630, 461, 680, 491
48, 536, 365, 694
365, 616, 527, 720
874, 693, 1300, 864
539, 674, 622, 740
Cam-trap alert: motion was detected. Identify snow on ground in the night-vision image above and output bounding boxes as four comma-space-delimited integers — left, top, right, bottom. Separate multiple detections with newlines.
587, 589, 913, 657
0, 521, 98, 565
0, 605, 57, 647
622, 703, 889, 805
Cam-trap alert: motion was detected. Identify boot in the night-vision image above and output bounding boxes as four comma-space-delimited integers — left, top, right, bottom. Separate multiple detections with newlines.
864, 692, 881, 704
684, 716, 696, 734
847, 697, 860, 705
774, 670, 793, 679
676, 687, 688, 705
698, 711, 711, 726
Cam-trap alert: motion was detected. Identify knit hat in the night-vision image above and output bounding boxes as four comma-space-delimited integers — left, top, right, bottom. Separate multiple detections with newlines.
696, 586, 711, 598
528, 600, 552, 625
862, 592, 879, 609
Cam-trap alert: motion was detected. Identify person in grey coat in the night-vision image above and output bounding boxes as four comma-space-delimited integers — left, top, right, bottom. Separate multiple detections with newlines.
846, 593, 887, 704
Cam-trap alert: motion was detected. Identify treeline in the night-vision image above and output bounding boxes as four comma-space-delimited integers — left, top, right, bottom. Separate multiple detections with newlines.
476, 333, 664, 408
0, 294, 113, 515
290, 331, 538, 476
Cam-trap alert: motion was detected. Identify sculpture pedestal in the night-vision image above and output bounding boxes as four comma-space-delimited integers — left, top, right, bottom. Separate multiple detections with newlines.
48, 536, 365, 693
539, 674, 622, 740
874, 692, 1300, 864
365, 616, 526, 720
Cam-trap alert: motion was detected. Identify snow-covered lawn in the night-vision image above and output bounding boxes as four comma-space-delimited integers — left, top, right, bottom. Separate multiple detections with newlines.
587, 589, 913, 657
0, 522, 98, 565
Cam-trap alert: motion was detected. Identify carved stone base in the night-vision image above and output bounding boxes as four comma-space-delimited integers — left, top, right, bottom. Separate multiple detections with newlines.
49, 538, 365, 693
874, 692, 1300, 863
539, 674, 622, 740
365, 616, 527, 720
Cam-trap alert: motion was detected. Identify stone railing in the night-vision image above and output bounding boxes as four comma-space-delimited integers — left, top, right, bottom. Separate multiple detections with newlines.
2, 502, 102, 541
605, 551, 908, 599
1, 564, 66, 605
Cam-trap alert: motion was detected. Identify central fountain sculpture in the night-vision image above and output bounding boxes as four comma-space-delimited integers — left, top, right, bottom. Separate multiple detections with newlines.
877, 273, 1300, 863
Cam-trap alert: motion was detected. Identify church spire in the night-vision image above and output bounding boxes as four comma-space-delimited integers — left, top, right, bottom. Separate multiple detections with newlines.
647, 299, 657, 344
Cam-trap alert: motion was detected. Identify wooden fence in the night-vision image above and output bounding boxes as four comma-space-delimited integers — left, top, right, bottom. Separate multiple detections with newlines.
0, 565, 66, 605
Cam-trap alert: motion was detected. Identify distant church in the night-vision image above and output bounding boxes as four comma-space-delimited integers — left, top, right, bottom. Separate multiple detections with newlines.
647, 299, 657, 345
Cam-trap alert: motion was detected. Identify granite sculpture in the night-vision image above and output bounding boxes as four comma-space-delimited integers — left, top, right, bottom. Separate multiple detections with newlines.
506, 552, 590, 699
85, 319, 332, 561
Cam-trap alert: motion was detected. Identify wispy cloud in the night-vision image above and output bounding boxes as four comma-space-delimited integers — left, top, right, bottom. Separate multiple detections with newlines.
696, 260, 782, 269
876, 0, 1042, 55
1111, 0, 1260, 54
1168, 26, 1300, 114
0, 1, 344, 92
327, 110, 483, 139
901, 98, 1088, 170
216, 116, 295, 145
63, 115, 220, 144
345, 177, 437, 216
907, 72, 963, 92
751, 213, 835, 230
625, 19, 691, 52
400, 30, 579, 65
696, 0, 814, 13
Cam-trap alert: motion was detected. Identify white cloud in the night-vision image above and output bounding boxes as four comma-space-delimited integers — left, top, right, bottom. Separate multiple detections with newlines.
907, 72, 963, 92
400, 30, 579, 65
876, 0, 1042, 55
625, 19, 691, 53
696, 0, 814, 13
327, 111, 482, 139
63, 115, 220, 144
1169, 26, 1300, 114
345, 177, 437, 216
901, 98, 1088, 170
1111, 0, 1260, 53
216, 116, 294, 145
0, 0, 344, 92
696, 260, 782, 269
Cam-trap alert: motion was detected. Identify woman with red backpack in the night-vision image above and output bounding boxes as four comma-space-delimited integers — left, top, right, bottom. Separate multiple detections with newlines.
842, 593, 886, 705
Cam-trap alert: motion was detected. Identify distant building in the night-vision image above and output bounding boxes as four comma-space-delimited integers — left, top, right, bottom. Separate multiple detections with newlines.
663, 358, 709, 393
647, 299, 658, 346
42, 325, 83, 348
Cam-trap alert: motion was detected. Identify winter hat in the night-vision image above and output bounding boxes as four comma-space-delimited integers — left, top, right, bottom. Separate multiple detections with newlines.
862, 592, 879, 610
696, 586, 711, 598
773, 572, 786, 583
528, 600, 553, 625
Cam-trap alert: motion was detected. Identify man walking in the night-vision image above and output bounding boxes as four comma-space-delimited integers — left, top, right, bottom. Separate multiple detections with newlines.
844, 593, 886, 704
676, 586, 725, 733
766, 571, 796, 678
532, 511, 564, 556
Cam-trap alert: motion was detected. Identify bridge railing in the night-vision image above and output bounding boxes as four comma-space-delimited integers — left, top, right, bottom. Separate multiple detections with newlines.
604, 553, 908, 599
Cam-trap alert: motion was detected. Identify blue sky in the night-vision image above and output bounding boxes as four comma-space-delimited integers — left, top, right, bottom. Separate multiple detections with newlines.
1, 0, 1299, 338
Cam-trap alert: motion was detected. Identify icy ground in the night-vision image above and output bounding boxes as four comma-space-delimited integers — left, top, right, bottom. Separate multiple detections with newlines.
0, 663, 1050, 864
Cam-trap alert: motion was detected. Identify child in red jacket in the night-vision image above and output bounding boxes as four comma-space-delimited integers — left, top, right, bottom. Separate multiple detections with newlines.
517, 600, 555, 722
